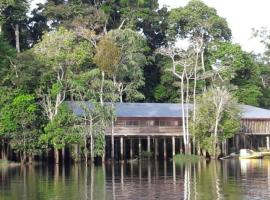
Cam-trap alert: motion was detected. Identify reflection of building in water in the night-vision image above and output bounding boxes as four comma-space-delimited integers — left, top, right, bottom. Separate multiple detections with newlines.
240, 159, 263, 175
68, 102, 270, 159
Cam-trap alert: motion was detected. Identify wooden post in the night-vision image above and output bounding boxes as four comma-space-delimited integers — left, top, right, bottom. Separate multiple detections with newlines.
243, 135, 246, 148
130, 138, 133, 159
267, 136, 270, 150
147, 136, 151, 153
180, 137, 183, 154
154, 138, 158, 160
163, 137, 167, 159
123, 137, 126, 160
54, 148, 59, 164
62, 147, 65, 163
172, 136, 175, 157
90, 135, 94, 162
138, 138, 142, 158
236, 134, 239, 150
111, 120, 115, 160
120, 136, 124, 161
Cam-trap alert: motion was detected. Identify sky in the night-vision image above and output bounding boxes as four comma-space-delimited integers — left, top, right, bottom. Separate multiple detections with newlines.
159, 0, 270, 54
31, 0, 270, 53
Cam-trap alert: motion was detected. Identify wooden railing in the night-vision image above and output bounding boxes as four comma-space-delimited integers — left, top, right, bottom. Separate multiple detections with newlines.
105, 125, 183, 136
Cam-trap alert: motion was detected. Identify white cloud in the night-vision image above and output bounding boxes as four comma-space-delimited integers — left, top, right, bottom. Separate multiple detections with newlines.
30, 0, 46, 10
159, 0, 270, 54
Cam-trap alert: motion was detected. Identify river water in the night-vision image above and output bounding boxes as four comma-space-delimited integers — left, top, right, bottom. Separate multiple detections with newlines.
1, 159, 270, 200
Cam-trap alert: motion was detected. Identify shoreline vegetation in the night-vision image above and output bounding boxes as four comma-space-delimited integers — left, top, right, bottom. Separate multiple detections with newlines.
172, 154, 202, 164
0, 159, 20, 167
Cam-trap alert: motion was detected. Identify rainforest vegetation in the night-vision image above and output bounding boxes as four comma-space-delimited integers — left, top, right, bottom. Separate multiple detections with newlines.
1, 0, 270, 163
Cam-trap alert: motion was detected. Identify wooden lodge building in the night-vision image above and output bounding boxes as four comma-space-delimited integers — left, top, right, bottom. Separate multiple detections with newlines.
69, 102, 270, 159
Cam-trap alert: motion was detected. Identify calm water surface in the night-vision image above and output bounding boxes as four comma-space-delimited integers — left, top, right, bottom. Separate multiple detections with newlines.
1, 159, 270, 200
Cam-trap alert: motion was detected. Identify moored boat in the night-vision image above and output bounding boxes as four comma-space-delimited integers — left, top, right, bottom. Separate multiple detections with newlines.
260, 151, 270, 156
239, 149, 263, 159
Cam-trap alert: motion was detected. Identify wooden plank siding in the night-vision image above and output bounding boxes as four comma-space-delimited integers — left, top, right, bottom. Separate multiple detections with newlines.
105, 117, 183, 136
240, 119, 270, 135
105, 117, 270, 136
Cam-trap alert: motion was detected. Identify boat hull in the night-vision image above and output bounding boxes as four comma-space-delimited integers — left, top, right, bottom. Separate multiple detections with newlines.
239, 154, 263, 159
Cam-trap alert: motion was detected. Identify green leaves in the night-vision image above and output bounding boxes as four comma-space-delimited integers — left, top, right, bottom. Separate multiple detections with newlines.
93, 38, 120, 75
0, 92, 40, 154
192, 88, 240, 156
168, 0, 231, 42
42, 103, 80, 150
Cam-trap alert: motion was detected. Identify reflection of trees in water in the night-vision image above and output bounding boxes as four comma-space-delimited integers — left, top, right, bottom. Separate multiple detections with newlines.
185, 160, 244, 200
2, 160, 270, 200
184, 163, 191, 200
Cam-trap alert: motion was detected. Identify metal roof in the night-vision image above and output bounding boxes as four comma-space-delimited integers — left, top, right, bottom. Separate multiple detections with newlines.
240, 105, 270, 119
67, 102, 270, 119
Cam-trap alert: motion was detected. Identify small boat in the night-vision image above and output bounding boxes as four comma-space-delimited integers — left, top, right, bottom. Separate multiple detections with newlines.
260, 151, 270, 156
219, 152, 239, 160
239, 149, 263, 159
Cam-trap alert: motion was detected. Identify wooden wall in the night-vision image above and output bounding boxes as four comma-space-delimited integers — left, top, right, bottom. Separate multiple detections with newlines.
105, 117, 270, 136
105, 117, 183, 136
241, 119, 270, 135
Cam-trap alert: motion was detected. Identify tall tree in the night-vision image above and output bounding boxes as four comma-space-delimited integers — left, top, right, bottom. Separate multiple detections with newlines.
33, 27, 93, 163
0, 93, 40, 163
1, 0, 29, 52
106, 29, 149, 102
206, 41, 262, 106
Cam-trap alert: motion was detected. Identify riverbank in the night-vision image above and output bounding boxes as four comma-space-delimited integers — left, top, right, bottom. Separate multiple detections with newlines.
172, 154, 202, 164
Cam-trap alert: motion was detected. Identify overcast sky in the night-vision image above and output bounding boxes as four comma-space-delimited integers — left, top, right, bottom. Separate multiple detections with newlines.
159, 0, 270, 54
31, 0, 270, 53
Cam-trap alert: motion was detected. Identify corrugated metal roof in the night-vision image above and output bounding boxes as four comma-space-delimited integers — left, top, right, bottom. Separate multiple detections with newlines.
67, 102, 270, 119
240, 105, 270, 119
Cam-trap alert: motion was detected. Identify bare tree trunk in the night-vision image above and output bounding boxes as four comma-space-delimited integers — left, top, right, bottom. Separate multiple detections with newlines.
111, 76, 117, 160
15, 24, 20, 53
84, 137, 88, 163
201, 50, 207, 91
213, 105, 222, 159
62, 147, 65, 163
21, 151, 26, 164
28, 153, 33, 165
185, 74, 191, 154
1, 139, 7, 160
100, 71, 105, 105
180, 75, 187, 152
111, 119, 115, 160
54, 148, 59, 164
90, 120, 94, 163
193, 50, 200, 154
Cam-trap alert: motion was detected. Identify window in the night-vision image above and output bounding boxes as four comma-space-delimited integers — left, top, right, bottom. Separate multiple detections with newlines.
159, 120, 179, 126
126, 120, 139, 126
115, 120, 126, 126
140, 120, 157, 126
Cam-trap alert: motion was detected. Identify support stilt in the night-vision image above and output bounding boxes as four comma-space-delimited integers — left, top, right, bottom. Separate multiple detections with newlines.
267, 136, 270, 150
180, 137, 183, 154
172, 136, 175, 157
155, 138, 158, 160
147, 136, 151, 153
138, 138, 142, 158
163, 137, 167, 159
120, 136, 124, 161
130, 138, 133, 159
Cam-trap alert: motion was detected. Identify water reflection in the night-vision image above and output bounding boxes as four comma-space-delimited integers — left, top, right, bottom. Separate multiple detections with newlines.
2, 159, 270, 199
